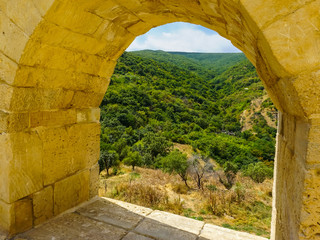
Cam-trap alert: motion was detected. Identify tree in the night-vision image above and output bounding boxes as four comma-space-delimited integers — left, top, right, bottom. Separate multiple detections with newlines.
219, 162, 238, 190
187, 154, 213, 189
123, 151, 142, 171
99, 150, 119, 176
141, 132, 173, 165
161, 150, 190, 188
243, 162, 273, 183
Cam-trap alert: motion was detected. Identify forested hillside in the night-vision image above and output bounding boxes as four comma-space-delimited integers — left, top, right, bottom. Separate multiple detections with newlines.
98, 51, 277, 237
99, 50, 276, 178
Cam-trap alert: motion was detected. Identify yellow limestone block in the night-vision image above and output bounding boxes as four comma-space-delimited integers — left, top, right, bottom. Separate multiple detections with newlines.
261, 1, 320, 77
33, 21, 108, 55
13, 198, 33, 234
31, 0, 55, 16
44, 0, 103, 35
0, 131, 43, 203
0, 13, 29, 62
67, 123, 101, 170
54, 170, 90, 215
0, 200, 12, 232
14, 66, 109, 92
33, 186, 53, 226
0, 52, 18, 85
0, 198, 33, 235
38, 123, 100, 186
89, 164, 100, 198
76, 108, 100, 123
30, 109, 77, 128
0, 0, 42, 36
0, 111, 29, 133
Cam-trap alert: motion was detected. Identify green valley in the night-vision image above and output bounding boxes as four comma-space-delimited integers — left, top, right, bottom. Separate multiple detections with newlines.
98, 50, 277, 237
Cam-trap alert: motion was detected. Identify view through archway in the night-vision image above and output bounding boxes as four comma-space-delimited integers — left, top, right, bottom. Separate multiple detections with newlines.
98, 22, 277, 239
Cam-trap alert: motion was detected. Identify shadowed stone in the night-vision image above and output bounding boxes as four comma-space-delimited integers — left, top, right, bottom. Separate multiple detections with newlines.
122, 232, 154, 240
15, 213, 127, 240
76, 198, 149, 229
134, 218, 198, 240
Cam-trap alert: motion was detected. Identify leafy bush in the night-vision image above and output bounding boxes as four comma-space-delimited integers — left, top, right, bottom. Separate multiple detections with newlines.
243, 162, 273, 183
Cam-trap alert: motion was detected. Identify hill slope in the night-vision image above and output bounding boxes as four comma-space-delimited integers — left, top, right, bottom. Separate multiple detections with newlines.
100, 50, 277, 171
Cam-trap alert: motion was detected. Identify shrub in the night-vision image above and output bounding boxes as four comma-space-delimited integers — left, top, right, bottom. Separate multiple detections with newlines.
243, 162, 273, 183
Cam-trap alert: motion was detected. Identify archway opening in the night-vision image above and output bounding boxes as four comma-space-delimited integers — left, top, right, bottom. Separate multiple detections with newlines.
2, 1, 317, 239
98, 22, 276, 238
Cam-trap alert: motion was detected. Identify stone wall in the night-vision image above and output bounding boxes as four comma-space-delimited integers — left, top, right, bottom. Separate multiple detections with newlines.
0, 0, 320, 239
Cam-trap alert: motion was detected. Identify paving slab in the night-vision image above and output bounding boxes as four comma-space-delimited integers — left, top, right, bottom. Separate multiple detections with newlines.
122, 232, 155, 240
199, 224, 268, 240
147, 210, 204, 235
76, 198, 146, 230
134, 218, 198, 240
15, 213, 127, 240
13, 197, 269, 240
103, 198, 153, 216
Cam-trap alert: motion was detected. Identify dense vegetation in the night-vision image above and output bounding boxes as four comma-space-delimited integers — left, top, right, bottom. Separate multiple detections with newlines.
99, 50, 276, 182
99, 50, 277, 237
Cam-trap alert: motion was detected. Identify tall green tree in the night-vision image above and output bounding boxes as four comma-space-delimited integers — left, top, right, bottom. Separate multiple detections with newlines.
123, 151, 142, 171
99, 150, 119, 175
161, 150, 190, 188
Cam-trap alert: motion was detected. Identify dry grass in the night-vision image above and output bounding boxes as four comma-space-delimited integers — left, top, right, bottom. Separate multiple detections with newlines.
99, 165, 272, 238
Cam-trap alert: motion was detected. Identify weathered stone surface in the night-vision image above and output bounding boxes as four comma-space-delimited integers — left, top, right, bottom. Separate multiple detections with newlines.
15, 197, 268, 240
30, 109, 76, 128
260, 0, 320, 77
0, 198, 33, 235
0, 52, 18, 85
69, 91, 105, 109
33, 21, 108, 55
77, 108, 100, 123
14, 66, 110, 91
77, 198, 146, 229
0, 84, 14, 111
199, 224, 267, 240
44, 1, 104, 35
16, 213, 127, 240
89, 164, 100, 198
37, 126, 73, 185
31, 0, 55, 16
0, 111, 29, 133
0, 131, 43, 203
122, 232, 154, 240
134, 218, 197, 240
67, 123, 100, 170
36, 123, 99, 185
0, 0, 42, 36
147, 210, 204, 235
0, 13, 29, 62
13, 198, 33, 234
103, 198, 153, 216
9, 87, 74, 112
33, 186, 53, 226
54, 171, 90, 215
0, 200, 12, 232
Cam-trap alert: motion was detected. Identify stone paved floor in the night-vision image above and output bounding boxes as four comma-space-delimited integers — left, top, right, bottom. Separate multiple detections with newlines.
13, 197, 268, 240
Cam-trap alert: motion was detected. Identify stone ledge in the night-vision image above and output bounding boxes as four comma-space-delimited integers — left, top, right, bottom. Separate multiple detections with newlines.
14, 197, 268, 240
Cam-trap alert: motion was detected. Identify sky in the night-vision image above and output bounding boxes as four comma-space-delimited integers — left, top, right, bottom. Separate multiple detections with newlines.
127, 22, 241, 53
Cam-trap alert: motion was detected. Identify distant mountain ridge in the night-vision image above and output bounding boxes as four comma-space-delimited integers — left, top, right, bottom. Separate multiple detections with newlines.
131, 50, 247, 78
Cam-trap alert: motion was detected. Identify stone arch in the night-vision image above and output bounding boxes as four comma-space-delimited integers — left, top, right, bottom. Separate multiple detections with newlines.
0, 0, 320, 239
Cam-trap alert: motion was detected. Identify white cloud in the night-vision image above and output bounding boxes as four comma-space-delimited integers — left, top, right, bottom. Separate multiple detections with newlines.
127, 23, 241, 53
